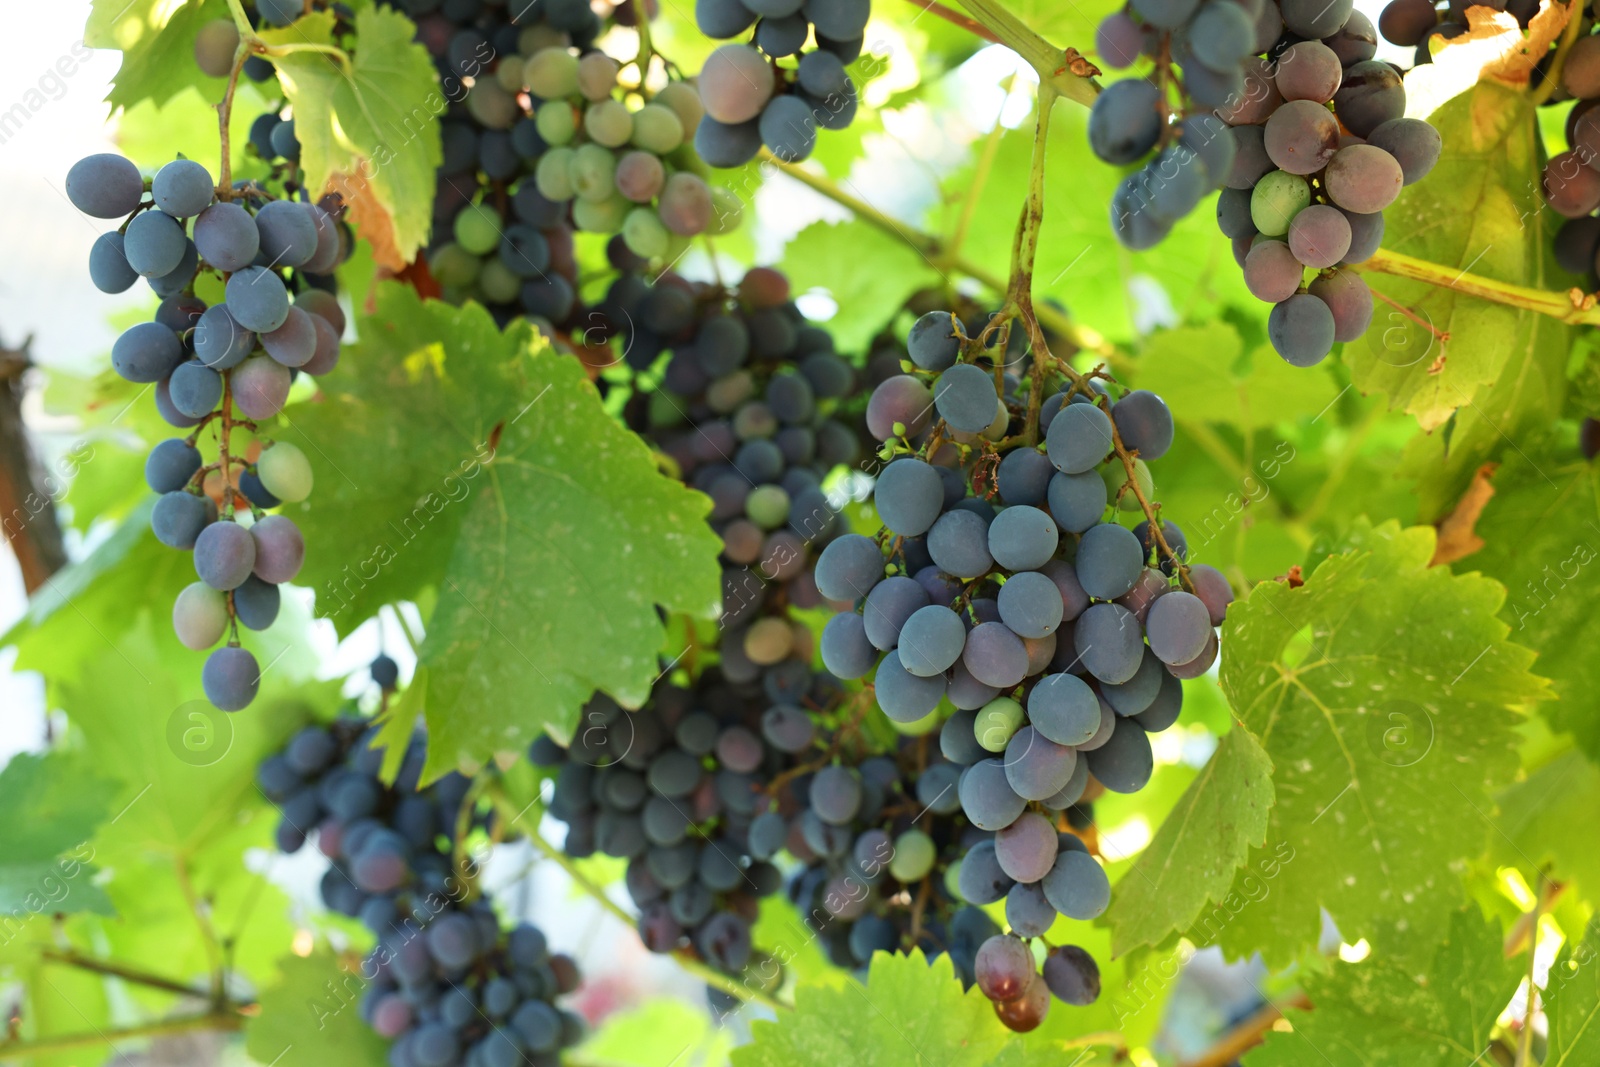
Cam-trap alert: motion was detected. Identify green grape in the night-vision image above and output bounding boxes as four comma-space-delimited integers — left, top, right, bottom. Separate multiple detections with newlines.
428, 242, 482, 288
889, 830, 936, 882
454, 206, 501, 255
1250, 170, 1311, 236
622, 206, 671, 259
524, 47, 579, 99
257, 441, 313, 503
655, 80, 704, 134
479, 257, 522, 304
708, 185, 744, 235
536, 147, 577, 200
583, 99, 634, 148
573, 194, 629, 233
536, 99, 577, 146
1100, 456, 1154, 512
975, 697, 1025, 752
569, 142, 618, 202
745, 484, 791, 528
577, 52, 620, 101
495, 58, 525, 93
466, 79, 519, 130
517, 23, 567, 56
630, 103, 685, 154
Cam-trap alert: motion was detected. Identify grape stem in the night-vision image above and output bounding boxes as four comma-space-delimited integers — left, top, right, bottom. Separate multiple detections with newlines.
216, 35, 250, 190
1368, 284, 1449, 342
0, 1012, 244, 1061
901, 0, 1002, 44
37, 949, 247, 1006
1358, 246, 1600, 326
486, 787, 791, 1013
1532, 0, 1583, 108
953, 0, 1101, 107
1176, 992, 1311, 1067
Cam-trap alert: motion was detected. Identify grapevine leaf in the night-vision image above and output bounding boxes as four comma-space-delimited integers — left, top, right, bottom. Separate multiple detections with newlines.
576, 999, 734, 1067
13, 960, 112, 1067
1130, 322, 1341, 430
780, 220, 941, 352
733, 949, 1015, 1067
1546, 917, 1600, 1067
1450, 439, 1600, 758
1349, 80, 1570, 521
85, 0, 229, 113
0, 753, 116, 917
1104, 727, 1273, 956
259, 7, 442, 268
1495, 750, 1600, 899
1244, 908, 1520, 1066
1205, 521, 1547, 966
247, 950, 390, 1067
277, 285, 723, 781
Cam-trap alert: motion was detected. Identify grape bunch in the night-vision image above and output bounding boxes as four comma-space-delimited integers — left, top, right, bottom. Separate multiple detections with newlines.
528, 668, 834, 989
1526, 20, 1600, 270
258, 673, 588, 1067
1209, 21, 1440, 366
256, 704, 481, 926
66, 148, 351, 711
621, 265, 864, 626
1376, 0, 1540, 65
691, 0, 869, 167
819, 310, 1234, 1027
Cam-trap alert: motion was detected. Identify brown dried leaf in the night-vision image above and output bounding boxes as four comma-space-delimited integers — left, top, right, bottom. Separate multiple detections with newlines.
1405, 0, 1573, 119
1431, 462, 1500, 565
324, 169, 407, 273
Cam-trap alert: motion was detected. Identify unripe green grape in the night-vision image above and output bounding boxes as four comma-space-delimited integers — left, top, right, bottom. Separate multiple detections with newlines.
257, 441, 313, 503
535, 99, 577, 146
655, 80, 704, 134
630, 103, 685, 154
173, 582, 229, 650
536, 146, 577, 200
573, 193, 629, 233
577, 52, 620, 101
570, 142, 618, 202
584, 99, 634, 148
1250, 170, 1311, 236
708, 186, 744, 235
454, 206, 501, 255
615, 150, 666, 202
525, 47, 579, 98
1100, 456, 1154, 511
975, 696, 1025, 752
479, 257, 522, 304
428, 242, 482, 288
496, 57, 526, 93
622, 206, 671, 259
746, 484, 791, 528
517, 24, 567, 56
466, 79, 519, 130
890, 830, 936, 882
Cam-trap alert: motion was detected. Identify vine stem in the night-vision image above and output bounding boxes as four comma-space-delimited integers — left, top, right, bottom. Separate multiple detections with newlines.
487, 789, 789, 1014
1532, 0, 1583, 107
261, 41, 355, 77
1358, 246, 1600, 325
1177, 992, 1310, 1067
953, 0, 1100, 106
217, 40, 250, 188
902, 0, 1000, 43
0, 1012, 242, 1061
1514, 870, 1548, 1067
37, 950, 243, 1005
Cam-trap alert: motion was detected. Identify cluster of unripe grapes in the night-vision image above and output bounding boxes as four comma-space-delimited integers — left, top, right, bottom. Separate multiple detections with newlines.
692, 0, 869, 167
816, 310, 1231, 1028
258, 670, 588, 1067
66, 147, 350, 711
1090, 0, 1441, 366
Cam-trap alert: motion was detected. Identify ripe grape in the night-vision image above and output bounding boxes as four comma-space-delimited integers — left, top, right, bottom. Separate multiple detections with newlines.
112, 322, 184, 383
1269, 292, 1336, 365
66, 154, 144, 219
203, 646, 260, 711
1040, 849, 1110, 920
974, 935, 1034, 1001
1287, 204, 1352, 268
700, 45, 774, 124
226, 267, 291, 332
124, 211, 187, 277
1043, 946, 1101, 1005
1088, 80, 1163, 165
1307, 269, 1374, 342
1366, 117, 1441, 185
152, 159, 214, 218
1325, 144, 1404, 213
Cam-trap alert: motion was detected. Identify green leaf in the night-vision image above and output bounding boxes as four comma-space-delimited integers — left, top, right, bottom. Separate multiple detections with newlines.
1206, 521, 1547, 966
780, 220, 941, 353
576, 998, 734, 1067
86, 0, 229, 112
1495, 749, 1600, 900
1350, 83, 1550, 430
247, 950, 390, 1067
733, 949, 1015, 1067
260, 7, 442, 267
0, 753, 116, 917
1453, 438, 1600, 758
1130, 323, 1341, 431
279, 285, 723, 780
1546, 917, 1600, 1067
1104, 728, 1273, 955
1245, 908, 1521, 1066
